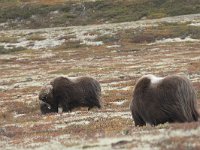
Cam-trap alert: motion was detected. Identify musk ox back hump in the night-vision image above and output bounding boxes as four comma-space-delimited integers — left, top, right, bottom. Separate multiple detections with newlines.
130, 74, 199, 126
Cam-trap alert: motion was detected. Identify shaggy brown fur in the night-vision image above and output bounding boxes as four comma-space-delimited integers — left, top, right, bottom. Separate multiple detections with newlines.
130, 74, 199, 126
39, 76, 102, 114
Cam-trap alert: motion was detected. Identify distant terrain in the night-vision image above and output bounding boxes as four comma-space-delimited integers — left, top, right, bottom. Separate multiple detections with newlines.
0, 0, 200, 29
0, 0, 200, 150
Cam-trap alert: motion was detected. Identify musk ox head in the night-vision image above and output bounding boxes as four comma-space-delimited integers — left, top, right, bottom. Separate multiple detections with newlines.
39, 85, 53, 103
39, 76, 102, 114
130, 74, 199, 126
39, 84, 58, 113
40, 101, 52, 114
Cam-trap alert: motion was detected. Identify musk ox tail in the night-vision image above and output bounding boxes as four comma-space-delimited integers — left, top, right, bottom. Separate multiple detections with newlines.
175, 76, 199, 122
89, 78, 102, 109
91, 80, 102, 108
193, 110, 199, 121
81, 77, 102, 110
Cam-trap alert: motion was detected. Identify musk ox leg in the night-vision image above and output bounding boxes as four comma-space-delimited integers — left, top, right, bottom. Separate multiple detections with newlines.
61, 104, 71, 112
87, 104, 100, 111
192, 110, 199, 121
57, 97, 72, 112
87, 105, 94, 111
93, 99, 102, 109
88, 107, 92, 111
131, 110, 146, 126
85, 96, 101, 111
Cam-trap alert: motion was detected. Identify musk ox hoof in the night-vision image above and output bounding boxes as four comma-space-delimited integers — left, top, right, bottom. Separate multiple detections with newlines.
39, 76, 102, 114
130, 74, 199, 126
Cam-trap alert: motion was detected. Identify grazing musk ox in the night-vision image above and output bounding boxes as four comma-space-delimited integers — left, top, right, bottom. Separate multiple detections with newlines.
130, 74, 199, 126
39, 76, 102, 114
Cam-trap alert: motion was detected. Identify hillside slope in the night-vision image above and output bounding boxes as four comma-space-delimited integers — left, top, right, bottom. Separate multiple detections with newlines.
0, 0, 200, 29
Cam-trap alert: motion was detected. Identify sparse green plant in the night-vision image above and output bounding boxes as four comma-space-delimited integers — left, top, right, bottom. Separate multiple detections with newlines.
0, 0, 18, 2
26, 34, 46, 41
96, 34, 120, 43
0, 46, 26, 54
0, 36, 18, 43
54, 40, 85, 50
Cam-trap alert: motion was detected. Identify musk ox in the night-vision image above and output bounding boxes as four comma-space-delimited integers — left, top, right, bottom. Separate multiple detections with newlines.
130, 74, 199, 126
39, 76, 102, 114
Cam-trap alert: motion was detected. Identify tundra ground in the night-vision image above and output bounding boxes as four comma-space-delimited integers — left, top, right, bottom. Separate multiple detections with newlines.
0, 14, 200, 149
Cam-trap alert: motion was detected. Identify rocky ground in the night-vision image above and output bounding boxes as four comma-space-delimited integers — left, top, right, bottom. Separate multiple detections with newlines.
0, 14, 200, 150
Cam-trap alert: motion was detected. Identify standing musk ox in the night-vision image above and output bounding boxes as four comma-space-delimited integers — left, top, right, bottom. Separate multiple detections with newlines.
39, 76, 102, 114
130, 74, 199, 126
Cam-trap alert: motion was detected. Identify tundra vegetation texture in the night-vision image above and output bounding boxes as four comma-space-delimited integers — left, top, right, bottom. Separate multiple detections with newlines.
0, 0, 200, 149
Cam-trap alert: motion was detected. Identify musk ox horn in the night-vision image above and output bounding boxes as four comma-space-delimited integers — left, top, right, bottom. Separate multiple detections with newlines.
40, 101, 51, 109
